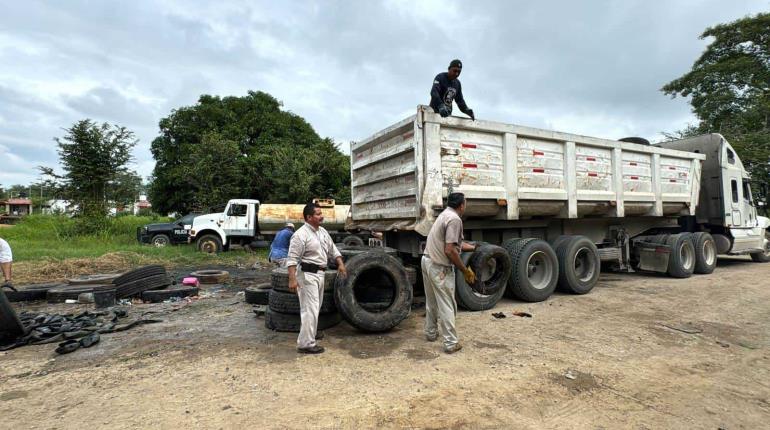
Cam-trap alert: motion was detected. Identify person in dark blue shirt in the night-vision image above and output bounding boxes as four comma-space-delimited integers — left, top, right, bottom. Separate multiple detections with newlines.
269, 223, 295, 267
430, 59, 475, 120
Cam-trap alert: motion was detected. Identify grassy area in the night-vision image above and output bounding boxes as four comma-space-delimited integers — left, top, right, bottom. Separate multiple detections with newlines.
0, 215, 267, 283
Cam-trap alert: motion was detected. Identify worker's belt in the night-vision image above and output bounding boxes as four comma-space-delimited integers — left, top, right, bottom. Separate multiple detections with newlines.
300, 262, 326, 273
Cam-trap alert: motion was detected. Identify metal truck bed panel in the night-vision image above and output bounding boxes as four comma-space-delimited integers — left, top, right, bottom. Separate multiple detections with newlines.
350, 106, 706, 235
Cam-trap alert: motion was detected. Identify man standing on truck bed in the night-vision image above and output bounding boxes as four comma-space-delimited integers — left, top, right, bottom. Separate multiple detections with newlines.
430, 59, 475, 120
287, 203, 346, 354
269, 223, 295, 267
422, 192, 477, 354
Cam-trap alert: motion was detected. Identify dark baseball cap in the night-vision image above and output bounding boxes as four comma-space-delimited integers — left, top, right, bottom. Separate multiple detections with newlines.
449, 59, 462, 69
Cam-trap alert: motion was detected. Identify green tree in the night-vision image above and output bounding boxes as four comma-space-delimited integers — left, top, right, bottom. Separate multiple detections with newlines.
107, 170, 144, 210
41, 120, 137, 220
662, 12, 770, 209
149, 91, 350, 214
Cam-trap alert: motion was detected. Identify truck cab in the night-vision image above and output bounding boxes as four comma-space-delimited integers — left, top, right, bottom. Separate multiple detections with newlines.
188, 199, 265, 253
658, 134, 769, 258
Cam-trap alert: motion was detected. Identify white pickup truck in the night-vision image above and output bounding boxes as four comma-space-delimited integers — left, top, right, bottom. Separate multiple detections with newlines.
188, 198, 367, 253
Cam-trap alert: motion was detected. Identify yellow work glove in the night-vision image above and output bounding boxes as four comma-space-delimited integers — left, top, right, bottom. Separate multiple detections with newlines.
463, 267, 476, 285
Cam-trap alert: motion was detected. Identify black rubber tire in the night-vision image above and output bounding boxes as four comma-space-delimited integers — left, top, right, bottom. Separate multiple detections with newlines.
265, 309, 342, 333
268, 289, 336, 314
691, 232, 718, 274
116, 274, 173, 298
0, 289, 25, 341
113, 265, 166, 286
197, 234, 223, 254
504, 238, 558, 302
47, 284, 117, 303
271, 268, 338, 293
342, 235, 365, 247
4, 283, 66, 302
404, 266, 417, 286
141, 286, 199, 303
749, 230, 770, 262
666, 233, 696, 278
245, 283, 271, 305
151, 234, 171, 247
190, 270, 230, 284
455, 245, 510, 311
338, 245, 398, 260
618, 136, 651, 145
554, 236, 601, 294
334, 251, 412, 332
67, 273, 121, 285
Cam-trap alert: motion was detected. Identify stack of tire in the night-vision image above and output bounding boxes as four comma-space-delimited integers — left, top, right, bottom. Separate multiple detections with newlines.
265, 268, 341, 332
44, 273, 122, 303
111, 265, 197, 302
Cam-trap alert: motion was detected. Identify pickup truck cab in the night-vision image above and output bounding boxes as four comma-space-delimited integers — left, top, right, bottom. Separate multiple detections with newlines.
189, 199, 265, 253
137, 213, 198, 247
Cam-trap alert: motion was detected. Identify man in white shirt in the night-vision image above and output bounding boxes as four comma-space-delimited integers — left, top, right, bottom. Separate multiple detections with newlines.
286, 203, 347, 354
0, 237, 12, 288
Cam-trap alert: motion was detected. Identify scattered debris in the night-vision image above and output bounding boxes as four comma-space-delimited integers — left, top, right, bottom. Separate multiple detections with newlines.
716, 341, 730, 348
513, 311, 532, 318
491, 312, 506, 319
565, 370, 576, 380
0, 309, 162, 352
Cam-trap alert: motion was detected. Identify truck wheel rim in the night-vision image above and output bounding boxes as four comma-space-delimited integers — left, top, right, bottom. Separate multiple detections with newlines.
573, 247, 596, 282
472, 257, 498, 297
702, 240, 716, 266
680, 242, 695, 270
526, 251, 553, 290
153, 237, 168, 247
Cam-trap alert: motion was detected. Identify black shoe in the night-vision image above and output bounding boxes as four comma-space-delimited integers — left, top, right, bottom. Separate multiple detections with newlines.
316, 331, 325, 340
297, 345, 325, 354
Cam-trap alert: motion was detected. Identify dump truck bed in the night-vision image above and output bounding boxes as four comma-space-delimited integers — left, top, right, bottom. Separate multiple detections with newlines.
349, 106, 706, 236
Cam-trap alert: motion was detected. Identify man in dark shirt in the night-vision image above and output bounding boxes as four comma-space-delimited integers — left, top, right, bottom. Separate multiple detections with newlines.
430, 59, 475, 120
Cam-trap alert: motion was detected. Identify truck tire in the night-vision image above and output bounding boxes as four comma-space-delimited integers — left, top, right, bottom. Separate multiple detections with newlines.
68, 273, 122, 285
47, 284, 117, 303
554, 236, 600, 294
116, 274, 173, 298
749, 230, 770, 263
5, 282, 66, 302
455, 245, 510, 311
113, 265, 166, 286
666, 233, 696, 278
151, 234, 171, 247
338, 245, 398, 260
504, 238, 558, 302
268, 289, 336, 314
334, 251, 412, 332
197, 234, 223, 254
691, 232, 717, 274
0, 289, 25, 341
190, 270, 230, 284
265, 309, 342, 333
342, 235, 365, 247
245, 283, 271, 305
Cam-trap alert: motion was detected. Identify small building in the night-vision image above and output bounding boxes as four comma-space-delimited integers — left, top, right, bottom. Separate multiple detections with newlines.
0, 198, 33, 216
133, 195, 152, 215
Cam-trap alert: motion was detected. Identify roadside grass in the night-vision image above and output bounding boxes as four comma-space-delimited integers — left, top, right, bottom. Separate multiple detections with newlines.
1, 215, 267, 283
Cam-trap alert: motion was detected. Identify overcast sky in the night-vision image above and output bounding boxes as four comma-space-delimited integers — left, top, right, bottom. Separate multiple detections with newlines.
1, 0, 768, 188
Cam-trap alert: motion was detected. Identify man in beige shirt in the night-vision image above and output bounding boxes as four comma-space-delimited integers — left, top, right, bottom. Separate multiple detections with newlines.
287, 203, 346, 354
422, 192, 476, 354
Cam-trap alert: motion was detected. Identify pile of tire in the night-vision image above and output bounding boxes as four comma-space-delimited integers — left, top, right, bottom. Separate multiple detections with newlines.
265, 268, 341, 332
334, 251, 413, 332
112, 265, 198, 302
334, 245, 418, 286
4, 282, 67, 302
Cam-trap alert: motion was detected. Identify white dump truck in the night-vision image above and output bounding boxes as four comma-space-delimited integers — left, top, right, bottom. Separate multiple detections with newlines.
188, 198, 366, 253
346, 105, 769, 308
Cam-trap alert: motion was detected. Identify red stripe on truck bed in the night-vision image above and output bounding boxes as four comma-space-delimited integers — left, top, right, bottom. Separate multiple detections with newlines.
461, 143, 477, 149
463, 163, 477, 168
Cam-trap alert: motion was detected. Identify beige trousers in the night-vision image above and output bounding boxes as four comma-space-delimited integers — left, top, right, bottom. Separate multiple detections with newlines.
421, 256, 458, 349
296, 270, 325, 349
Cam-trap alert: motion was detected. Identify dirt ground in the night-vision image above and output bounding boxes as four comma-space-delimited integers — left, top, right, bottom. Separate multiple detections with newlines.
1, 257, 769, 430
